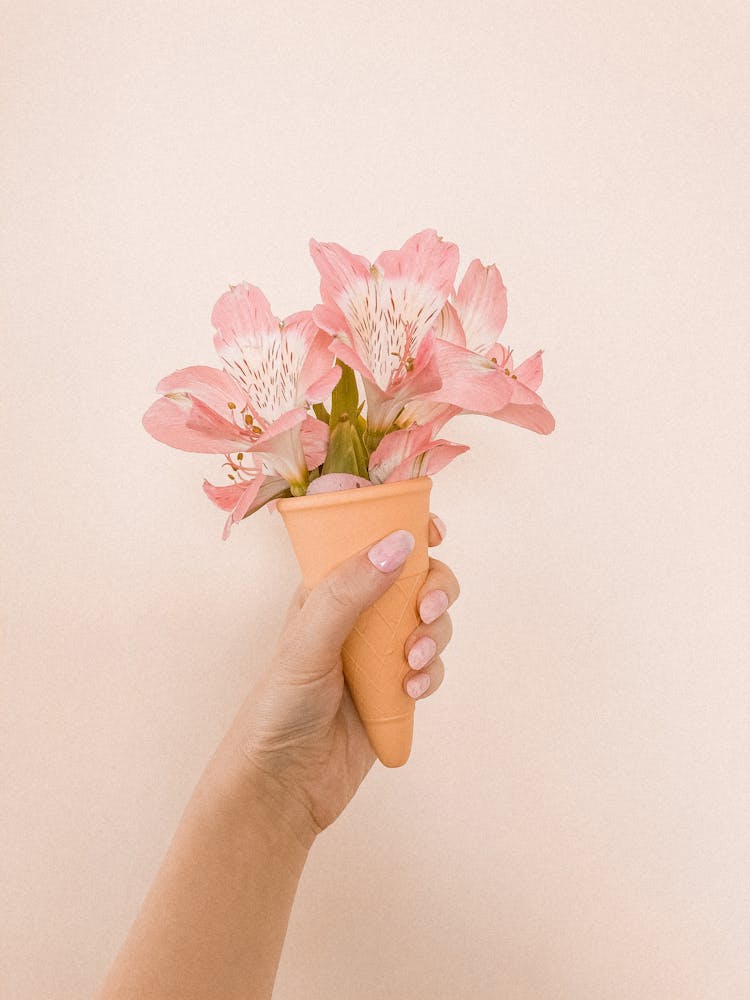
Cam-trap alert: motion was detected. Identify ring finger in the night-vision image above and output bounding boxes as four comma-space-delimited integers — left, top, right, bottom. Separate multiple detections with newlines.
404, 654, 445, 700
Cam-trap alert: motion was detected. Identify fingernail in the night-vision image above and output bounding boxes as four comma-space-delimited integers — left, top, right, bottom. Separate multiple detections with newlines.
419, 590, 449, 624
407, 673, 431, 699
408, 636, 437, 670
367, 530, 415, 573
431, 514, 447, 539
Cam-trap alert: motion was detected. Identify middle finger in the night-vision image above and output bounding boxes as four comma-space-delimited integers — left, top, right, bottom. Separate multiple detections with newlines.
405, 612, 453, 670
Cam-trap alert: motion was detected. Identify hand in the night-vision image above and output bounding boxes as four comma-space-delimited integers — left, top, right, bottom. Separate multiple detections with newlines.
219, 513, 459, 843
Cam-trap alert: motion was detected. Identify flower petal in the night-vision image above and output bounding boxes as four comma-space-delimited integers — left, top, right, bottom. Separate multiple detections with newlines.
369, 424, 433, 484
244, 409, 323, 485
326, 335, 377, 384
454, 260, 508, 356
311, 302, 351, 339
297, 328, 342, 402
211, 282, 278, 344
155, 365, 248, 414
246, 407, 308, 448
398, 400, 460, 432
491, 402, 556, 435
203, 470, 290, 539
427, 339, 514, 412
384, 440, 469, 483
142, 393, 252, 454
511, 348, 545, 392
434, 301, 466, 347
309, 237, 372, 307
202, 479, 250, 512
369, 422, 469, 485
373, 229, 458, 301
300, 415, 330, 468
362, 328, 444, 433
484, 345, 555, 431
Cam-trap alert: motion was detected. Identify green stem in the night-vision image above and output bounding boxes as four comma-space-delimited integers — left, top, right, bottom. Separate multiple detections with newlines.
364, 427, 387, 455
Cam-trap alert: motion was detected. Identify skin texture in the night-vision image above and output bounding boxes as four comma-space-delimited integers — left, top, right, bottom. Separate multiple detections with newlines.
97, 513, 458, 1000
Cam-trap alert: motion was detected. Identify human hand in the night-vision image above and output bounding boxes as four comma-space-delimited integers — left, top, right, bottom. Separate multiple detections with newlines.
219, 513, 459, 844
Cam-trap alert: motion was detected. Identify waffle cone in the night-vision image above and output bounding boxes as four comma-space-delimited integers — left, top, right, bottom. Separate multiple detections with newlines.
276, 477, 432, 767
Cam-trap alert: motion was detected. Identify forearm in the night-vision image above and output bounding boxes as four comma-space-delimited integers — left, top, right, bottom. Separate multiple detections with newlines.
97, 744, 313, 1000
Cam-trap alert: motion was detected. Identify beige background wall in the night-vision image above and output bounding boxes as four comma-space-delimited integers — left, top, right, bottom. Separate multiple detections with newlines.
2, 2, 748, 997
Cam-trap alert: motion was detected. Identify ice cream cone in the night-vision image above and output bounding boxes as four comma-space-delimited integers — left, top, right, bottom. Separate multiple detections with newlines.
276, 477, 432, 767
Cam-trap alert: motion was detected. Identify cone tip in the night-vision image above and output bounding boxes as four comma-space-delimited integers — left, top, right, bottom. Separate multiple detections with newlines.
366, 716, 414, 768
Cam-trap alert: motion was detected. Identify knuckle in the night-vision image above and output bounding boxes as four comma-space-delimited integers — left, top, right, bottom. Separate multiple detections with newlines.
320, 572, 357, 612
443, 569, 460, 603
426, 557, 460, 602
276, 630, 306, 667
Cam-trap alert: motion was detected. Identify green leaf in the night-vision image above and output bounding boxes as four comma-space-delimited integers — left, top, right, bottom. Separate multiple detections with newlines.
329, 361, 360, 430
312, 402, 330, 424
351, 419, 369, 477
322, 415, 363, 477
364, 426, 387, 455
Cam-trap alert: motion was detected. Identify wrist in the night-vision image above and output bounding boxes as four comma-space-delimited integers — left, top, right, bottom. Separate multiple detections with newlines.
199, 736, 319, 855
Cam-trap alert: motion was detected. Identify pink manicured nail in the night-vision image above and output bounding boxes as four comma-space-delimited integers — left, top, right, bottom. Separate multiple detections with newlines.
367, 530, 415, 573
407, 673, 431, 699
431, 514, 447, 539
419, 590, 449, 624
408, 636, 437, 670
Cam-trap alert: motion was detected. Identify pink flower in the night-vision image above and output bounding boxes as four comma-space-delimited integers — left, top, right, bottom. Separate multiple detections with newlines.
484, 344, 555, 434
400, 259, 554, 434
368, 422, 469, 486
202, 461, 290, 541
142, 283, 340, 532
309, 229, 457, 439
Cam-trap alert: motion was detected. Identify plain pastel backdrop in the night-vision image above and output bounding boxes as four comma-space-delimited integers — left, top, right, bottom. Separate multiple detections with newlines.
2, 2, 748, 998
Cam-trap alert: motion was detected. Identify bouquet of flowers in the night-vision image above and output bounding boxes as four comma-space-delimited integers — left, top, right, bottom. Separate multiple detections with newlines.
143, 229, 554, 765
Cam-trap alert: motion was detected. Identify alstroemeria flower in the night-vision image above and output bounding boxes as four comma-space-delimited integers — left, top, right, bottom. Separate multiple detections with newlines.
309, 229, 457, 439
202, 459, 290, 541
484, 344, 555, 433
368, 422, 469, 486
142, 283, 340, 500
400, 259, 554, 434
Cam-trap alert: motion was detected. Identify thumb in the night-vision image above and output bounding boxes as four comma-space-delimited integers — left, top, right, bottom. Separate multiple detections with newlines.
291, 529, 416, 670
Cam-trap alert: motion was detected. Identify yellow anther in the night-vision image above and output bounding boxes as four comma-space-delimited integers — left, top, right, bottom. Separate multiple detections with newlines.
504, 368, 511, 376
237, 453, 244, 460
227, 401, 236, 409
511, 374, 517, 379
244, 414, 253, 425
